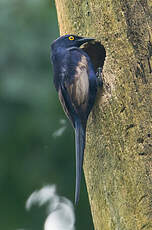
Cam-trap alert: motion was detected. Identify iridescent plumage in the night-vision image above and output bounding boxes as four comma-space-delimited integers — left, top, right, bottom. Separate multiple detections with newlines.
51, 35, 97, 204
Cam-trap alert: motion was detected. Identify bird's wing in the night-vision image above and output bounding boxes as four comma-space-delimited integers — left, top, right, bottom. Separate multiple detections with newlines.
57, 50, 90, 204
58, 83, 76, 127
58, 49, 90, 126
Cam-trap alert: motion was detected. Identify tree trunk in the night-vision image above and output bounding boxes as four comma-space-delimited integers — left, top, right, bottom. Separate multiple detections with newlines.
54, 0, 152, 229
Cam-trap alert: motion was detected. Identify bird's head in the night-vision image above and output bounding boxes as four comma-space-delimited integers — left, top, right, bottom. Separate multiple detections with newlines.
51, 34, 94, 50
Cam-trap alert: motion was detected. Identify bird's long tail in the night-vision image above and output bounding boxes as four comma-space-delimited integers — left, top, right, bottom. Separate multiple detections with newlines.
75, 120, 86, 205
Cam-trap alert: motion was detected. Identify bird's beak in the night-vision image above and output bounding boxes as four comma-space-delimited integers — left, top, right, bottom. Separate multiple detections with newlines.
78, 37, 95, 46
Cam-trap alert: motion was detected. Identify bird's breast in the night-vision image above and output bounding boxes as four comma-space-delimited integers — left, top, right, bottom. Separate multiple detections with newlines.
67, 55, 89, 112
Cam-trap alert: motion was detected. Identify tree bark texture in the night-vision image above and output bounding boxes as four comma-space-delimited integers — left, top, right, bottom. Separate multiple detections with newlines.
54, 0, 152, 229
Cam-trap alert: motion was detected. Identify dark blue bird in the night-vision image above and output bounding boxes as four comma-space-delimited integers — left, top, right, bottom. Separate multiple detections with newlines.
50, 34, 99, 204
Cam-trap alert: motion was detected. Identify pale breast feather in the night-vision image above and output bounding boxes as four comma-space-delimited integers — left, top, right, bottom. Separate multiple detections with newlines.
67, 55, 89, 112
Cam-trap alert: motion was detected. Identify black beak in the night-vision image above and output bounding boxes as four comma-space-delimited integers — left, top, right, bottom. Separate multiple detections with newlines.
77, 37, 95, 46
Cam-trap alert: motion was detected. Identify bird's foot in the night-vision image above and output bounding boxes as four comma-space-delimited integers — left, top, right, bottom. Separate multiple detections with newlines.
96, 67, 103, 88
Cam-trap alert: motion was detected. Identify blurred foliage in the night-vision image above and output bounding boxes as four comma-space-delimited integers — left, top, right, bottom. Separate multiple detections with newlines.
0, 0, 93, 229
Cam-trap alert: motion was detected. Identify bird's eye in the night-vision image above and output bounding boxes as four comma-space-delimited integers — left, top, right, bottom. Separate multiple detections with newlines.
69, 36, 75, 41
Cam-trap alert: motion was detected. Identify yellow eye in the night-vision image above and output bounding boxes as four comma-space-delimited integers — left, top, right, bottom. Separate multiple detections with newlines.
69, 36, 74, 41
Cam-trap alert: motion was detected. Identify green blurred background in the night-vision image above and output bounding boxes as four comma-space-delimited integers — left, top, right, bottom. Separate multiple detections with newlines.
0, 0, 93, 229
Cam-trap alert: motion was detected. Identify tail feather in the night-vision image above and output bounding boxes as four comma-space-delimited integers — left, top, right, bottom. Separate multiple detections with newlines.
75, 120, 86, 205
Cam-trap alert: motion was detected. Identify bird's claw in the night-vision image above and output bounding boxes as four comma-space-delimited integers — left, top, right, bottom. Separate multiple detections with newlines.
96, 67, 103, 88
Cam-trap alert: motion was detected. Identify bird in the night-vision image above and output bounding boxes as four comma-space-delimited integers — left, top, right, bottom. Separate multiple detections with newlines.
50, 34, 101, 204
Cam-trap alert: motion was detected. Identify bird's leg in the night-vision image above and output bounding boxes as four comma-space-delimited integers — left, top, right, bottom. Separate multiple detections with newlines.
96, 67, 103, 88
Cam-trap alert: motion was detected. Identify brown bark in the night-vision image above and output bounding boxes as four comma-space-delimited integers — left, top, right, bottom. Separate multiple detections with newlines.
54, 0, 152, 229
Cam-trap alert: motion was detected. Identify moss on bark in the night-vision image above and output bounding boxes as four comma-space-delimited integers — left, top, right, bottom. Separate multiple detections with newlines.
55, 0, 152, 229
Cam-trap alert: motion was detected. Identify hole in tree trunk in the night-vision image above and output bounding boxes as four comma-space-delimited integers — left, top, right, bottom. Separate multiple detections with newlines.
82, 41, 106, 72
